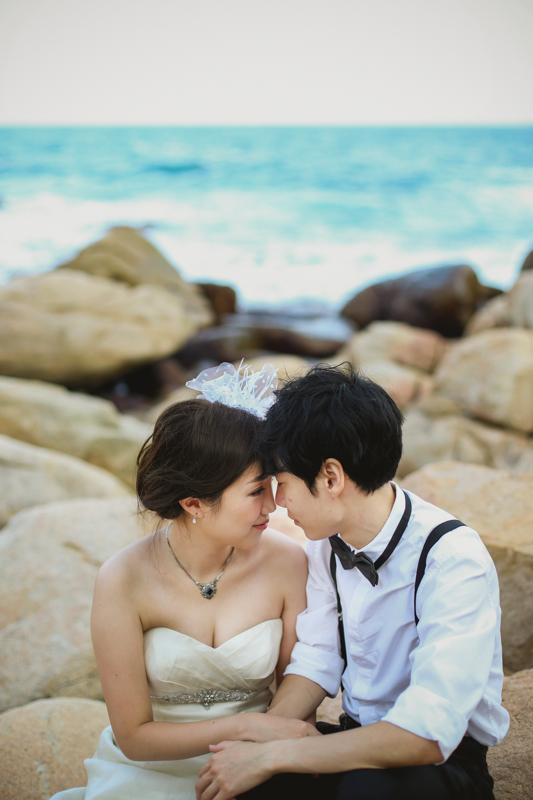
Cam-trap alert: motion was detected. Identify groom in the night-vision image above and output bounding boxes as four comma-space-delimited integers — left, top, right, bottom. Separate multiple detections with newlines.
196, 364, 509, 800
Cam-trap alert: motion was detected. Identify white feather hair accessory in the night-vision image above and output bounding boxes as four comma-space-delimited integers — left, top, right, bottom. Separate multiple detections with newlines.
185, 361, 278, 419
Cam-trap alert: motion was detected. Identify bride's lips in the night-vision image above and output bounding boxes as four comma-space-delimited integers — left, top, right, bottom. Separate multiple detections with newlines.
253, 520, 269, 530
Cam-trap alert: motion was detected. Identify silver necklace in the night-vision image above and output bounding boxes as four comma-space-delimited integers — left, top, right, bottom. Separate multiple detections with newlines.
165, 524, 234, 600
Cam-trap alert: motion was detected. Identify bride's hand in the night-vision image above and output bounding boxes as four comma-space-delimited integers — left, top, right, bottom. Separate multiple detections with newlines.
242, 712, 321, 743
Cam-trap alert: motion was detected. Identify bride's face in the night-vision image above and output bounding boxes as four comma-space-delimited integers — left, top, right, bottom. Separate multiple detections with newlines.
203, 464, 276, 550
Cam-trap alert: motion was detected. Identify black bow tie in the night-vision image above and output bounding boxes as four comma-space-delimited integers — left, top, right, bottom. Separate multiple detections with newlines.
329, 490, 412, 586
329, 536, 379, 585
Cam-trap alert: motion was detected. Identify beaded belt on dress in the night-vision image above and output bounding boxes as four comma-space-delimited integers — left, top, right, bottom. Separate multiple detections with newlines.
151, 689, 251, 708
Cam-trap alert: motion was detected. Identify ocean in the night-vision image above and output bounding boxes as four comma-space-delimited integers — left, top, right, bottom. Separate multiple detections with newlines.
0, 126, 532, 310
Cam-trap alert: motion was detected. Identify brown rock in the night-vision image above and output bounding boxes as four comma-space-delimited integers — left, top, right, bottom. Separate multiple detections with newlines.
58, 226, 213, 328
0, 268, 208, 388
0, 698, 108, 799
341, 264, 482, 337
0, 496, 157, 712
221, 313, 353, 358
434, 329, 533, 433
0, 433, 129, 528
196, 282, 238, 319
488, 669, 533, 800
398, 408, 533, 479
0, 376, 150, 486
520, 247, 533, 272
91, 357, 189, 412
402, 462, 533, 671
175, 325, 263, 367
336, 321, 448, 373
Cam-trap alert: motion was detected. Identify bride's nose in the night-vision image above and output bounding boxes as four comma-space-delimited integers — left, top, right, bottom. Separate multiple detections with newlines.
262, 481, 277, 514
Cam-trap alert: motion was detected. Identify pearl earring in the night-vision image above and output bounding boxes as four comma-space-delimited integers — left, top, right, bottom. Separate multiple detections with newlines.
192, 513, 198, 524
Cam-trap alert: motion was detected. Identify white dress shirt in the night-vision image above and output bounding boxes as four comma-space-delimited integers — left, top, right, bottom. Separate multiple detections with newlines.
285, 483, 510, 762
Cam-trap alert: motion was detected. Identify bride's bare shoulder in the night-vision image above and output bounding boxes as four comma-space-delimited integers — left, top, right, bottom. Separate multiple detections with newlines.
260, 527, 307, 570
95, 529, 164, 593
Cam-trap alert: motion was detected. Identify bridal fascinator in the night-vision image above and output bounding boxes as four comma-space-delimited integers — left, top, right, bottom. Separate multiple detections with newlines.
185, 362, 278, 419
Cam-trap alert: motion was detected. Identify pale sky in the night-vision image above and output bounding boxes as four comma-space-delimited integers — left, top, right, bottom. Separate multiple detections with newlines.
0, 0, 532, 125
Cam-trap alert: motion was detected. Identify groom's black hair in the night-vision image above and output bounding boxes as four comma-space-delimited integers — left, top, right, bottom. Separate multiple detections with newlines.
257, 363, 403, 494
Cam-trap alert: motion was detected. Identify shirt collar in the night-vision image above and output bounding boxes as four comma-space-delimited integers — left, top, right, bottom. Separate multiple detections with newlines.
338, 482, 406, 559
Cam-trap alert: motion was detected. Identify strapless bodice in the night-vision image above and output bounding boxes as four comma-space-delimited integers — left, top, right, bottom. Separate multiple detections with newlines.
144, 618, 283, 723
50, 618, 283, 800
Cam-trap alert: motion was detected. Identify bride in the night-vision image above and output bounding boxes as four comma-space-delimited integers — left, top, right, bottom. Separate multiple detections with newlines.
52, 363, 316, 800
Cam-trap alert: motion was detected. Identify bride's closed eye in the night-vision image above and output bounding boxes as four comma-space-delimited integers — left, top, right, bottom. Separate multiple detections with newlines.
250, 486, 266, 496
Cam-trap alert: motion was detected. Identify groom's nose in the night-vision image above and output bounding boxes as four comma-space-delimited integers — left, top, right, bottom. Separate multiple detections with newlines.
275, 484, 286, 508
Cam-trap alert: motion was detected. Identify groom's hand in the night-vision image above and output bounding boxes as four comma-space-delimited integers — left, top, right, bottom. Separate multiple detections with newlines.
244, 712, 320, 743
195, 741, 272, 800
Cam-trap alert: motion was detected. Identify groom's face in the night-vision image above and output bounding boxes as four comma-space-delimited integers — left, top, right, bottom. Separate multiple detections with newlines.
275, 471, 335, 541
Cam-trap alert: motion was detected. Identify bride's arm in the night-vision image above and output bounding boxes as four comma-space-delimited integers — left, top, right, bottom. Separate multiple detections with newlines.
91, 555, 314, 763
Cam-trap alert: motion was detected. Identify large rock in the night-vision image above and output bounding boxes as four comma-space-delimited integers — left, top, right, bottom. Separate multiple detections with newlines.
0, 268, 208, 387
355, 360, 433, 411
398, 407, 533, 479
434, 329, 533, 433
465, 294, 511, 335
0, 433, 129, 528
341, 265, 483, 337
329, 321, 439, 410
0, 697, 108, 800
488, 669, 533, 800
402, 462, 533, 671
0, 497, 156, 713
336, 321, 447, 373
467, 272, 533, 335
0, 376, 150, 486
58, 226, 213, 328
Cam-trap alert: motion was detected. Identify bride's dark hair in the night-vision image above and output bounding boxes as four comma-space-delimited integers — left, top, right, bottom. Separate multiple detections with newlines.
137, 399, 263, 521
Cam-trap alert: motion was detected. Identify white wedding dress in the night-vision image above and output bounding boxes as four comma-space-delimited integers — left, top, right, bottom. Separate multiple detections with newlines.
52, 618, 283, 800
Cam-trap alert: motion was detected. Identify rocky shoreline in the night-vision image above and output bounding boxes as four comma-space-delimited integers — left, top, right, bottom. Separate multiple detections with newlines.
0, 227, 532, 799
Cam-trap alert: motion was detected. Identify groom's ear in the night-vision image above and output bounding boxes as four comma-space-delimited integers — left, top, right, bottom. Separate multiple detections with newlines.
319, 459, 345, 498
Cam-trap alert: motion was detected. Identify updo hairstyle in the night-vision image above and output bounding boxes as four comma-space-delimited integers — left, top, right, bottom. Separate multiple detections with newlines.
137, 399, 263, 521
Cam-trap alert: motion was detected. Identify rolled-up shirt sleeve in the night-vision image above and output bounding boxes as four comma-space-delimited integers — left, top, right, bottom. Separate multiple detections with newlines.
383, 536, 500, 762
284, 540, 345, 696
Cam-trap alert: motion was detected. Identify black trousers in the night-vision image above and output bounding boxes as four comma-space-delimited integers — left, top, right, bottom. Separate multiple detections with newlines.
239, 720, 495, 800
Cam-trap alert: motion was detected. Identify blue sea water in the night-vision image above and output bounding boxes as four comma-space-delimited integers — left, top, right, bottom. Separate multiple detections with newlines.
0, 126, 532, 308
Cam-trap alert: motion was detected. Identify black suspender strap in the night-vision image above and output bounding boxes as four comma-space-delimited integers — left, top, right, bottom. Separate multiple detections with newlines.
329, 549, 347, 669
374, 491, 412, 570
413, 518, 465, 624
